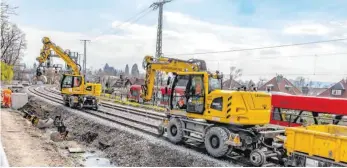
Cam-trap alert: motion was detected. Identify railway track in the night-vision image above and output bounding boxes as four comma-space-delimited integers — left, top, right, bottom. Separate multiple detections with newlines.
28, 85, 261, 167
28, 86, 160, 137
43, 86, 165, 121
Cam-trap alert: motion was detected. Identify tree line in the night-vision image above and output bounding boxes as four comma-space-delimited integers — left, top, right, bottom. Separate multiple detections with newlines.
1, 1, 26, 82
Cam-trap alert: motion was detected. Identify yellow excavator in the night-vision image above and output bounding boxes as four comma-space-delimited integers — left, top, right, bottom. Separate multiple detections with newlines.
143, 55, 347, 167
36, 37, 101, 110
141, 55, 283, 165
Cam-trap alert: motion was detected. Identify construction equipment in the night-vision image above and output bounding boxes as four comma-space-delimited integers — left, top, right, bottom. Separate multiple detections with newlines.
284, 124, 347, 167
141, 55, 210, 102
36, 37, 101, 110
140, 55, 346, 166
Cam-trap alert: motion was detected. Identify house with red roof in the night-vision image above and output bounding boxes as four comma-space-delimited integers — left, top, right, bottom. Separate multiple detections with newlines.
318, 78, 347, 98
258, 75, 302, 95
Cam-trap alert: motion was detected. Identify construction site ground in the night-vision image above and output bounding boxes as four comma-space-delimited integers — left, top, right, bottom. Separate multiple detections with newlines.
1, 92, 236, 167
1, 109, 77, 166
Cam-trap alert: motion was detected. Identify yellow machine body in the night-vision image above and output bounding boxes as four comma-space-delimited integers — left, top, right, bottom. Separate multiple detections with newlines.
170, 71, 272, 125
285, 124, 347, 163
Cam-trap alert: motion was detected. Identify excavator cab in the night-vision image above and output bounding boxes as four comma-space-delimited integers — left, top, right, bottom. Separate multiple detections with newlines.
169, 72, 221, 114
60, 74, 85, 95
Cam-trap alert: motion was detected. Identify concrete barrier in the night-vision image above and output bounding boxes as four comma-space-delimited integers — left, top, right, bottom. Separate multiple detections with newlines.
11, 93, 28, 109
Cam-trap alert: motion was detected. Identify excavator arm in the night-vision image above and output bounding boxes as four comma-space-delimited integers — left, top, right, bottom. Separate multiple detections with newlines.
36, 37, 81, 76
141, 55, 207, 101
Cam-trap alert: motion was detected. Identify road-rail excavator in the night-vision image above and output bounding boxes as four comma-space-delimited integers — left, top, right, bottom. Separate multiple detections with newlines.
36, 37, 101, 110
141, 55, 347, 167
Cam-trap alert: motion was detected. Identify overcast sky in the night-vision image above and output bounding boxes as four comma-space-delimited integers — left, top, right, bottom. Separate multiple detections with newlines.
7, 0, 347, 82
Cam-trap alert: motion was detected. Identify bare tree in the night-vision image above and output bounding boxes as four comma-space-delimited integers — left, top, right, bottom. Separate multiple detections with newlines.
1, 1, 26, 66
257, 77, 267, 88
229, 66, 242, 80
294, 76, 306, 88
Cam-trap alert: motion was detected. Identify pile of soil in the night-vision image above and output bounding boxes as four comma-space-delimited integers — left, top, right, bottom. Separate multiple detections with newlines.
25, 96, 231, 167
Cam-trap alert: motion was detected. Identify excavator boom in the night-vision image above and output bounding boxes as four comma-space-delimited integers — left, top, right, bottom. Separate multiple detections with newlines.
36, 37, 81, 75
141, 55, 208, 101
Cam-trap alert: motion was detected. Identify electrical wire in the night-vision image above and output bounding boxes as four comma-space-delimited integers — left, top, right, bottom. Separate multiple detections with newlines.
97, 5, 153, 37
239, 73, 347, 77
164, 38, 347, 56
202, 52, 347, 62
111, 8, 152, 30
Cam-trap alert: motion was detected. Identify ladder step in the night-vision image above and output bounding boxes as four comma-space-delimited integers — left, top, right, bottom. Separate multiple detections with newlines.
183, 135, 204, 142
183, 128, 203, 135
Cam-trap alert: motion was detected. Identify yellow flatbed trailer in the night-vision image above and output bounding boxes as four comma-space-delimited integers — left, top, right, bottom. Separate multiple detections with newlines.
284, 124, 347, 167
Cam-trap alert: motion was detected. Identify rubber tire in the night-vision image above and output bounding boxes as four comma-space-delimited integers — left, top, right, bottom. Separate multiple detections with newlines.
249, 149, 266, 166
167, 118, 183, 144
69, 97, 75, 108
78, 102, 83, 110
204, 127, 229, 158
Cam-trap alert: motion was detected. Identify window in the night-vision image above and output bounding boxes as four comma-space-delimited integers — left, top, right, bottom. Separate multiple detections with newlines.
266, 84, 274, 92
190, 76, 204, 96
209, 77, 221, 92
73, 76, 82, 87
86, 86, 92, 91
210, 97, 223, 111
332, 89, 342, 96
62, 76, 73, 88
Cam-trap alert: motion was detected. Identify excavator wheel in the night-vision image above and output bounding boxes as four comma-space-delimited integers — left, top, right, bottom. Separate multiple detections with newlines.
69, 97, 75, 108
78, 102, 83, 110
249, 149, 266, 166
94, 104, 99, 111
167, 118, 183, 144
204, 127, 229, 158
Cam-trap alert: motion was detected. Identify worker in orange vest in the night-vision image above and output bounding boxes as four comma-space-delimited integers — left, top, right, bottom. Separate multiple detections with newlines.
1, 89, 12, 108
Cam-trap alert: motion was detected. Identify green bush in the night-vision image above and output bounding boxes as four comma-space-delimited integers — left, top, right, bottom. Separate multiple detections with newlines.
1, 61, 14, 83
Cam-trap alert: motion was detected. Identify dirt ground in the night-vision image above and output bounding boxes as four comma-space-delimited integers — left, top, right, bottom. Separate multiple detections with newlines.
1, 109, 76, 167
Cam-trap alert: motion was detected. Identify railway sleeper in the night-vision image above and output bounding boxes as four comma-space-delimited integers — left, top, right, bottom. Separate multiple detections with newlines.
158, 115, 287, 166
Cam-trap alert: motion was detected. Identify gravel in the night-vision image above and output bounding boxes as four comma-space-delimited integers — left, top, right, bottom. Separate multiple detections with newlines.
24, 87, 238, 167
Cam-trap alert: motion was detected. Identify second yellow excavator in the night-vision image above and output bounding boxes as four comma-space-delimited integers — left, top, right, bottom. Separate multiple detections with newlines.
36, 37, 101, 110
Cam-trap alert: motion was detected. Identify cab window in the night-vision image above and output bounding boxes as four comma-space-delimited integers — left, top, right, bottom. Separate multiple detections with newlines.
62, 76, 73, 88
190, 76, 204, 96
73, 76, 82, 87
209, 77, 221, 93
210, 97, 223, 111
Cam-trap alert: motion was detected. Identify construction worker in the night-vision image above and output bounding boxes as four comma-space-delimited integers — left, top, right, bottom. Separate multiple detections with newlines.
1, 88, 12, 108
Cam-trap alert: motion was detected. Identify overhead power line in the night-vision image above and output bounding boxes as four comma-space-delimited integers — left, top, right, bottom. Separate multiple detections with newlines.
165, 38, 347, 56
97, 4, 153, 36
239, 73, 347, 77
203, 52, 347, 62
112, 8, 152, 30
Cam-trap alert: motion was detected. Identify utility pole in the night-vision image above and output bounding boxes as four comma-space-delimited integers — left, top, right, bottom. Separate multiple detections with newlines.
150, 0, 171, 58
80, 39, 90, 75
150, 0, 172, 105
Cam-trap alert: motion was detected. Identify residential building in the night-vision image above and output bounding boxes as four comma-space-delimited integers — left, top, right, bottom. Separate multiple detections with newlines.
258, 75, 302, 95
222, 78, 242, 90
318, 79, 347, 98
